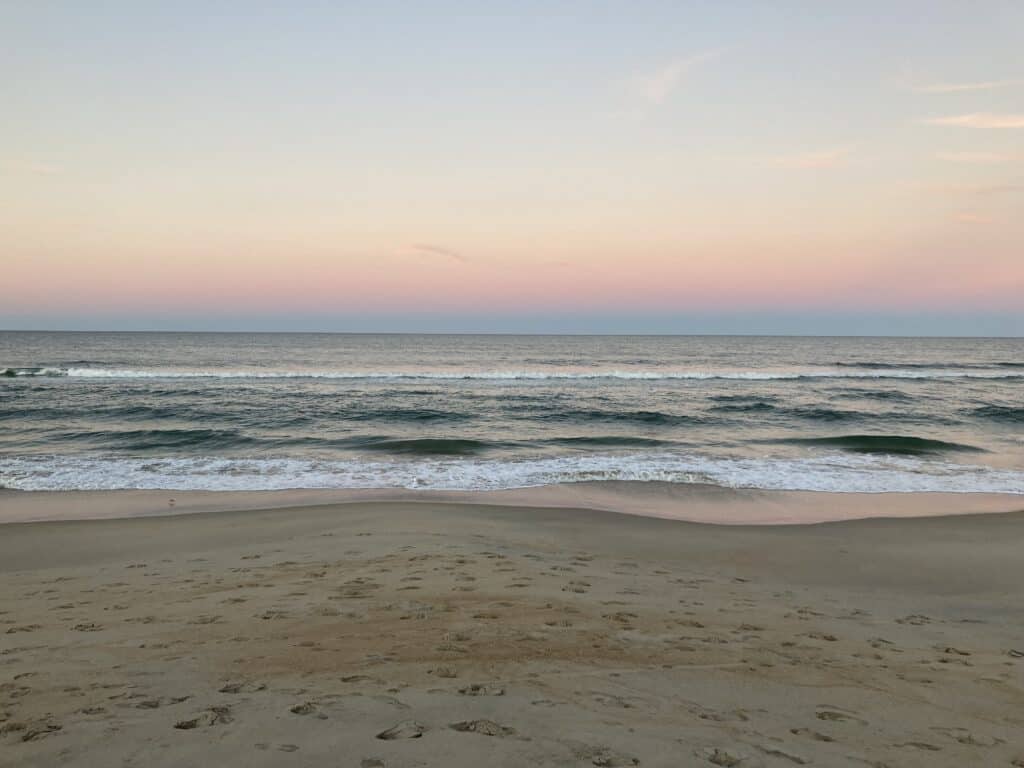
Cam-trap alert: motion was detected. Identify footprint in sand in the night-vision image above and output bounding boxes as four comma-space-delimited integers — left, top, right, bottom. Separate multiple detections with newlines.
376, 720, 426, 739
341, 674, 381, 683
698, 747, 750, 767
136, 695, 191, 709
458, 683, 505, 696
5, 721, 63, 743
815, 707, 866, 725
755, 744, 807, 764
585, 691, 647, 709
219, 681, 266, 694
5, 625, 42, 634
789, 727, 832, 742
449, 719, 516, 737
699, 709, 749, 723
604, 612, 638, 624
895, 741, 942, 751
931, 726, 1003, 747
570, 744, 639, 766
174, 706, 233, 729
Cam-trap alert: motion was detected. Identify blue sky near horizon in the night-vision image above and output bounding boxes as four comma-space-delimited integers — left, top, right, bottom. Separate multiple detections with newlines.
2, 2, 1022, 335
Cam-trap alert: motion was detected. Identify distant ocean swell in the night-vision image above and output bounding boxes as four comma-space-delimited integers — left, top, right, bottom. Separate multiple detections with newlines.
6, 428, 992, 457
2, 451, 1022, 494
1, 402, 1003, 429
3, 366, 1023, 381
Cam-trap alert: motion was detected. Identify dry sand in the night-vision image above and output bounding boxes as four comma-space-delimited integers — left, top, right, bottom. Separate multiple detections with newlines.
1, 492, 1023, 767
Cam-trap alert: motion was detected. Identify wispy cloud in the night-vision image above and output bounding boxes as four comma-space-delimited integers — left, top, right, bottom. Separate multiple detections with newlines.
28, 162, 63, 176
913, 79, 1020, 93
925, 113, 1024, 128
398, 243, 468, 263
936, 151, 1018, 164
953, 212, 995, 224
767, 147, 853, 169
625, 50, 722, 106
909, 181, 1021, 196
4, 160, 63, 176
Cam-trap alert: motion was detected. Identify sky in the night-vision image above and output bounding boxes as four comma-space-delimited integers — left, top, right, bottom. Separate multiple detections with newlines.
2, 2, 1022, 335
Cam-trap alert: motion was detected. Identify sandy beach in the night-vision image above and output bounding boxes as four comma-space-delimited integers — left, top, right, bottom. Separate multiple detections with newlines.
2, 491, 1023, 767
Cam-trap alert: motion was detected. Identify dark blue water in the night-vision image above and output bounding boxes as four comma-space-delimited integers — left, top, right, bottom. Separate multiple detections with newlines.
1, 332, 1021, 493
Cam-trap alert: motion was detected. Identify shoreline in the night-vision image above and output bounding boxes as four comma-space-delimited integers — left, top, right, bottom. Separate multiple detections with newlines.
2, 481, 1022, 526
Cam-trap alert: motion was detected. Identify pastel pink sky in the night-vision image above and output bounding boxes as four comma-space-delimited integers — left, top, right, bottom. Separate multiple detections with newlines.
2, 3, 1022, 332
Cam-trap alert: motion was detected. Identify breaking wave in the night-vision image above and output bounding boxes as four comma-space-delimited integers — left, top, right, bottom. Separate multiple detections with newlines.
2, 451, 1021, 494
3, 366, 1022, 381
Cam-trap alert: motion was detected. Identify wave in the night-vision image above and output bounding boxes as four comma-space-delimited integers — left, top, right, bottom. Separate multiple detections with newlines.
342, 407, 472, 423
781, 407, 862, 422
543, 436, 673, 448
2, 451, 1021, 494
42, 428, 507, 455
1, 367, 66, 377
0, 403, 228, 423
780, 435, 985, 456
336, 437, 494, 455
967, 405, 1024, 423
775, 407, 951, 424
709, 394, 780, 402
56, 427, 256, 451
832, 389, 915, 402
537, 409, 706, 426
835, 361, 1024, 370
3, 366, 1022, 381
708, 399, 778, 411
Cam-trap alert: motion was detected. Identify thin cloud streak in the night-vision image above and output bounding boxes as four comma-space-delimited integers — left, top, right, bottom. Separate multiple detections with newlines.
766, 147, 853, 169
925, 113, 1024, 128
625, 49, 723, 106
936, 151, 1017, 164
4, 160, 63, 176
953, 212, 995, 224
400, 243, 468, 263
908, 181, 1022, 196
914, 79, 1020, 93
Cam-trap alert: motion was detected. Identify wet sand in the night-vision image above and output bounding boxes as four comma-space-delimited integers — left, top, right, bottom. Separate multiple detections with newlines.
2, 482, 1022, 525
2, 494, 1023, 767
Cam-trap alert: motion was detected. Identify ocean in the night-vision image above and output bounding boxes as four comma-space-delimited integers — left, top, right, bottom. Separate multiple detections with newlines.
1, 332, 1021, 495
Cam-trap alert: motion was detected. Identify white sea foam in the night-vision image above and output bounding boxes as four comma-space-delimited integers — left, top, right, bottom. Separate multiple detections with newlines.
2, 452, 1021, 494
4, 366, 1020, 381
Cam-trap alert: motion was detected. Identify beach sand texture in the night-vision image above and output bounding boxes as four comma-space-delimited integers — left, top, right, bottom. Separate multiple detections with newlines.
2, 498, 1023, 767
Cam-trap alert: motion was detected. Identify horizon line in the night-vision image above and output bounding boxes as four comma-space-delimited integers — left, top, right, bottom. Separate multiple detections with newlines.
2, 328, 1022, 340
